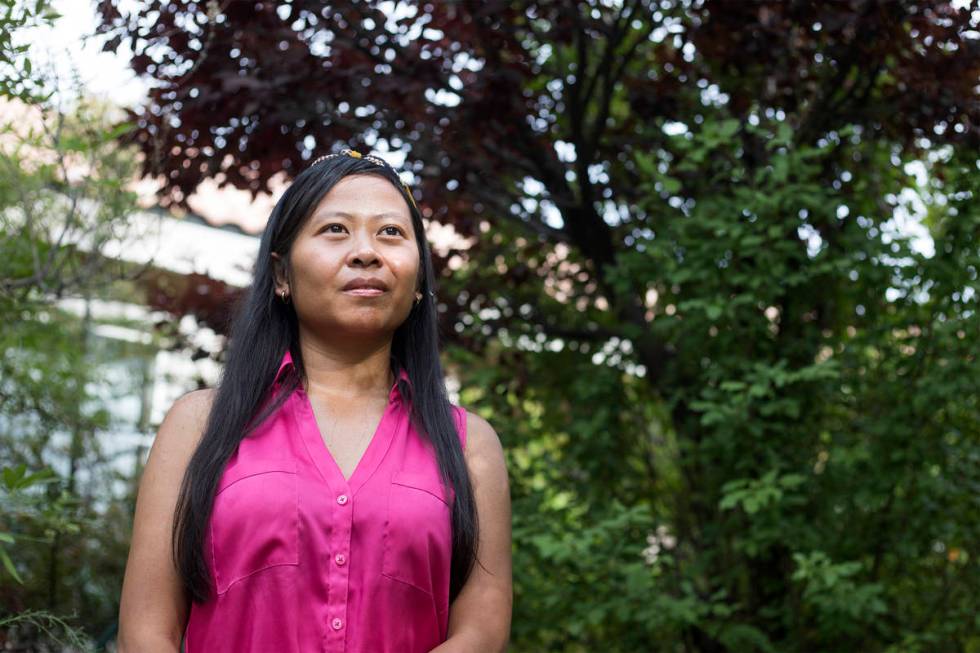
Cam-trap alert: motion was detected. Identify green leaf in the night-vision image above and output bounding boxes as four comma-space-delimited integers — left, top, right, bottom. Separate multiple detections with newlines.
0, 548, 23, 584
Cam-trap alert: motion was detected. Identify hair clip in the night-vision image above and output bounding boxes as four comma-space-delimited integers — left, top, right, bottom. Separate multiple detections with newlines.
309, 152, 341, 167
309, 148, 419, 213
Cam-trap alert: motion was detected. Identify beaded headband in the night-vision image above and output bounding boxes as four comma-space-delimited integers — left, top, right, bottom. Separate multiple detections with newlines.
309, 148, 419, 213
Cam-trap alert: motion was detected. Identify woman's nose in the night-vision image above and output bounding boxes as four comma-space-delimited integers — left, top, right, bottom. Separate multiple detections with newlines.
348, 230, 381, 265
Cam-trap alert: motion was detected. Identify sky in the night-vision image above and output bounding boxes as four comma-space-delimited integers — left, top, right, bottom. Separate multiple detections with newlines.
33, 0, 148, 108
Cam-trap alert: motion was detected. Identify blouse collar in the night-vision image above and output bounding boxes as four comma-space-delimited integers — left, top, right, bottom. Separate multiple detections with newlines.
274, 348, 410, 402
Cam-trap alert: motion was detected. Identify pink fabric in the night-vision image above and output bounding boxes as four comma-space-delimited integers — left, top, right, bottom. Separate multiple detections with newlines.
184, 349, 467, 652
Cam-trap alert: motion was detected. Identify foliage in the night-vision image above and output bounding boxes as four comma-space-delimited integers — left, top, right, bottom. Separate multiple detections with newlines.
95, 1, 980, 651
1, 5, 148, 649
0, 0, 60, 103
0, 465, 96, 651
0, 92, 146, 301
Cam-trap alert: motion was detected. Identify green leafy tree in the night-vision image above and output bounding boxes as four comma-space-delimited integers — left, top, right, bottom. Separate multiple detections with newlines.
0, 0, 60, 102
1, 3, 150, 647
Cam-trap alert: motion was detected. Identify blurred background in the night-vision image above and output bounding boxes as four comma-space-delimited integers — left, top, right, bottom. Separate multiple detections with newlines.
1, 1, 978, 651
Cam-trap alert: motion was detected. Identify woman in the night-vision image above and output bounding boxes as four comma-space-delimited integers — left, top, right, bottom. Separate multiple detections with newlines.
117, 149, 513, 652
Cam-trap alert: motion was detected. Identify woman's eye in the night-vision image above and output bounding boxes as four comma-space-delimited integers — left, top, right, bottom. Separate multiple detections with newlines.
322, 224, 403, 237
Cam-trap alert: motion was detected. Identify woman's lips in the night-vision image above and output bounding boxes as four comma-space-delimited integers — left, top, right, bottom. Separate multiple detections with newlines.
343, 288, 386, 296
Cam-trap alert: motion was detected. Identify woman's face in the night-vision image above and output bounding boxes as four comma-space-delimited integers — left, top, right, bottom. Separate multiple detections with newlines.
274, 173, 420, 340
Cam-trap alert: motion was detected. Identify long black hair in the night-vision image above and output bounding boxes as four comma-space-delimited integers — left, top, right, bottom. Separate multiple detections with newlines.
172, 152, 478, 606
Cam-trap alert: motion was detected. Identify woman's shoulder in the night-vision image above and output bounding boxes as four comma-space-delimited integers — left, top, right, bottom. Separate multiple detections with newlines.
135, 388, 217, 520
456, 408, 510, 521
171, 387, 217, 421
155, 388, 217, 452
457, 407, 491, 435
457, 407, 504, 465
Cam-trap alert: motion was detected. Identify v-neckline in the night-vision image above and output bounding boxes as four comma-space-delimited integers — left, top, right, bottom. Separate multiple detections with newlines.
293, 386, 400, 495
311, 393, 387, 482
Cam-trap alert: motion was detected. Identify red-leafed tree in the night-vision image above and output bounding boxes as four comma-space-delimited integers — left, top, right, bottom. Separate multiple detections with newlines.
94, 0, 979, 369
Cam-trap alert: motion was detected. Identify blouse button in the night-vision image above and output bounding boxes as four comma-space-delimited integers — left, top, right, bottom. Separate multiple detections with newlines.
336, 494, 348, 505
332, 617, 343, 630
335, 553, 346, 565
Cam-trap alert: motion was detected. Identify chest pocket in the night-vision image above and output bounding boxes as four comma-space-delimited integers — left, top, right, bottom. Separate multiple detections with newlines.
209, 458, 299, 594
382, 469, 455, 595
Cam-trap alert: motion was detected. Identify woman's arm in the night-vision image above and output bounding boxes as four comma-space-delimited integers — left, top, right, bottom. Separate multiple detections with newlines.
431, 410, 513, 653
116, 389, 214, 653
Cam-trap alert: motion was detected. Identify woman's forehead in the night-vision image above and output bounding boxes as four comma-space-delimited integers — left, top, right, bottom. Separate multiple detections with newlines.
309, 175, 411, 221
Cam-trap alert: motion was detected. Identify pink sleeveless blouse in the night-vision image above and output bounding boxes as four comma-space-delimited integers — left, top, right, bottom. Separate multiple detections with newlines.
183, 349, 467, 652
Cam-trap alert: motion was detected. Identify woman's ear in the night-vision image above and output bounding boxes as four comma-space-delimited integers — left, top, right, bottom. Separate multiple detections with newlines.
271, 252, 288, 290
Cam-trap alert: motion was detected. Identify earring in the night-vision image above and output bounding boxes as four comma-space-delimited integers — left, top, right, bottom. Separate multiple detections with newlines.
414, 291, 422, 306
279, 289, 289, 303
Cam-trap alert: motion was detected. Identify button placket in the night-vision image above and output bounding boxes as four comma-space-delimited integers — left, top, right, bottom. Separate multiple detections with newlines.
327, 487, 352, 647
291, 375, 406, 650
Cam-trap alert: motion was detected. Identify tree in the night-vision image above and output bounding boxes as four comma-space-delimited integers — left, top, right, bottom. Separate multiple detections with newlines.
0, 0, 60, 103
1, 2, 151, 647
95, 1, 980, 650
